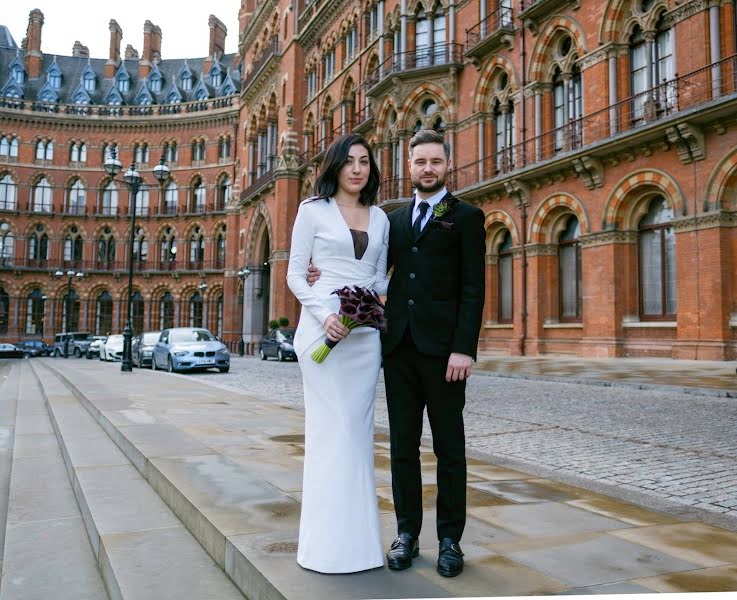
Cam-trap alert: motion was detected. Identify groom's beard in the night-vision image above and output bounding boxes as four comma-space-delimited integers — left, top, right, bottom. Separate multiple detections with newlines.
412, 172, 447, 194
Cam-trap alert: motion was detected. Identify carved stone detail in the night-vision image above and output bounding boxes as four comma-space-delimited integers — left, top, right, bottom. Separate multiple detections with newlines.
661, 0, 708, 28
525, 243, 557, 256
665, 122, 705, 164
581, 230, 638, 247
672, 211, 737, 232
504, 179, 531, 207
571, 155, 604, 190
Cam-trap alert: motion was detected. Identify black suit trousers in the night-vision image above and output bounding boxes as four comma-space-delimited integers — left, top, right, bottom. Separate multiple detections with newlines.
384, 329, 466, 542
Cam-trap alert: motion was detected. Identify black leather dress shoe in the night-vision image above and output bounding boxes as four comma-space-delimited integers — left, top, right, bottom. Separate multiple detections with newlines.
437, 538, 464, 577
386, 532, 419, 570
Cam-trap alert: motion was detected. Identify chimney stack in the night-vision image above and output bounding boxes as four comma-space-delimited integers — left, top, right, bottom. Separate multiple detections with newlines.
140, 20, 162, 77
24, 9, 44, 78
205, 15, 227, 72
72, 41, 89, 58
125, 44, 139, 60
105, 19, 123, 78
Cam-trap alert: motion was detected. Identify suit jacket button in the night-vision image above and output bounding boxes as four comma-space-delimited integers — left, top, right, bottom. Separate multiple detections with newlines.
411, 246, 418, 253
408, 299, 415, 306
409, 273, 416, 279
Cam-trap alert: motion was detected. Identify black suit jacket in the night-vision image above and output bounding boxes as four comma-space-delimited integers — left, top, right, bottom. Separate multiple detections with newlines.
382, 192, 486, 359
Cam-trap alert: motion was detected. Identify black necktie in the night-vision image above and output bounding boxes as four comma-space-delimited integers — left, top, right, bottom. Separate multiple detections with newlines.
412, 201, 429, 238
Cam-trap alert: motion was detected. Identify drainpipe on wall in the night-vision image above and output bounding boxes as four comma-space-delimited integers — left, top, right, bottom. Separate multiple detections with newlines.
519, 13, 528, 355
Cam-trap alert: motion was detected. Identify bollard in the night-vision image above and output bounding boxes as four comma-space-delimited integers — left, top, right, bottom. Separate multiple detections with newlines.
238, 338, 245, 356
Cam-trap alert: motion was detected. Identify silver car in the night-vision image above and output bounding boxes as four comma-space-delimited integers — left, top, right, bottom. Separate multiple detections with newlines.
152, 327, 230, 373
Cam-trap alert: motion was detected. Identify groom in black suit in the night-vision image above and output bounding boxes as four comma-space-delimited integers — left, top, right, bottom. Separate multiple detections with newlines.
306, 130, 485, 577
382, 129, 485, 577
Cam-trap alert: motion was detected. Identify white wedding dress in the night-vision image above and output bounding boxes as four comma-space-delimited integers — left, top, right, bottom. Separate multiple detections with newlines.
286, 197, 389, 573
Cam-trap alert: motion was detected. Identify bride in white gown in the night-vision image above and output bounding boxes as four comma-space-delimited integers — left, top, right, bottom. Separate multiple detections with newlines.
287, 134, 389, 573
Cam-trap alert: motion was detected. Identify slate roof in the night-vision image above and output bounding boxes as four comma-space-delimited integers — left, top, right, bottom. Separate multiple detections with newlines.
0, 39, 241, 105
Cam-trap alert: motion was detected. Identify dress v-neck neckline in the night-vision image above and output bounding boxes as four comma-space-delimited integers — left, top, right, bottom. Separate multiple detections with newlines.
331, 198, 372, 261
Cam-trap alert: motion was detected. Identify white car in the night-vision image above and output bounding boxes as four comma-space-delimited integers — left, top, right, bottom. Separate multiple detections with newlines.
100, 334, 124, 361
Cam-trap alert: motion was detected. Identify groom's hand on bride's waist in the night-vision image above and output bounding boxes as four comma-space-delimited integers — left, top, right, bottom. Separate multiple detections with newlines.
307, 263, 321, 287
446, 353, 473, 382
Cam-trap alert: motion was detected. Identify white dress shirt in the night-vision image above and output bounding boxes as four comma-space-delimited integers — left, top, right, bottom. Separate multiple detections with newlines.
412, 187, 448, 232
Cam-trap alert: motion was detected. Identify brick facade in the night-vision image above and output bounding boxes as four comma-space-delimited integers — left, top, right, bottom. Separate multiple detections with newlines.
2, 0, 737, 359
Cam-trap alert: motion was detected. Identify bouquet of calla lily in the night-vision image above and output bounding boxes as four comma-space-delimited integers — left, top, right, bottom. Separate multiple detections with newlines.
311, 285, 388, 363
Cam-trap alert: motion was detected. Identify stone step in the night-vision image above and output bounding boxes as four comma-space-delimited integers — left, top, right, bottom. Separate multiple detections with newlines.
35, 361, 473, 600
0, 361, 108, 600
30, 361, 245, 600
0, 361, 22, 577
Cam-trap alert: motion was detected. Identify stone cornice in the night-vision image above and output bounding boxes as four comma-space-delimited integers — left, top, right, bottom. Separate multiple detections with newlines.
581, 230, 638, 247
242, 58, 281, 105
240, 0, 280, 52
672, 211, 737, 232
298, 0, 352, 49
662, 0, 708, 28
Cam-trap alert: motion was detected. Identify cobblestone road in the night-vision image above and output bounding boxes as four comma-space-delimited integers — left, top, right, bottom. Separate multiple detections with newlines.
191, 355, 737, 529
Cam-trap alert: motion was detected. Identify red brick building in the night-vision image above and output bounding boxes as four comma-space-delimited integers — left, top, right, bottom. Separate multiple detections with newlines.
2, 0, 737, 360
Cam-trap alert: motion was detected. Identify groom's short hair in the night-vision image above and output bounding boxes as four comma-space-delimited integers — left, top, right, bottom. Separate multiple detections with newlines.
409, 129, 451, 159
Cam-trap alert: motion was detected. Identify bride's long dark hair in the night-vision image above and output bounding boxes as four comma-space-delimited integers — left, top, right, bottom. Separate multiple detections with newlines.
314, 133, 381, 206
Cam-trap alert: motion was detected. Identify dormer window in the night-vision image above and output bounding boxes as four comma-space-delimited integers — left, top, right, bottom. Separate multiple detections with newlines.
12, 65, 24, 84
118, 78, 129, 93
181, 74, 192, 91
211, 72, 222, 87
83, 72, 96, 92
49, 72, 61, 89
150, 75, 162, 93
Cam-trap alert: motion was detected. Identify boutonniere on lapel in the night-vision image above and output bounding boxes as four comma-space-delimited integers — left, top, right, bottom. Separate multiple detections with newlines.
429, 197, 458, 231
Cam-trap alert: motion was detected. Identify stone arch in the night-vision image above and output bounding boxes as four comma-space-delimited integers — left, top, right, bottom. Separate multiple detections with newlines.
24, 220, 54, 237
703, 146, 737, 211
599, 0, 669, 44
153, 222, 179, 238
474, 56, 520, 113
340, 76, 356, 102
399, 82, 454, 127
529, 193, 590, 243
92, 222, 123, 239
245, 201, 274, 265
602, 169, 685, 230
183, 221, 206, 239
528, 16, 588, 82
59, 222, 88, 238
484, 209, 519, 251
18, 280, 49, 298
375, 96, 400, 135
407, 0, 448, 15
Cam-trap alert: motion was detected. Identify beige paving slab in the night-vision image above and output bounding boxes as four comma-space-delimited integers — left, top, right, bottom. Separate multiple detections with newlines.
494, 531, 701, 587
555, 581, 654, 594
12, 433, 60, 458
469, 501, 634, 537
633, 564, 737, 592
7, 472, 80, 524
13, 414, 53, 436
611, 522, 737, 567
114, 422, 221, 458
566, 498, 684, 527
0, 517, 108, 600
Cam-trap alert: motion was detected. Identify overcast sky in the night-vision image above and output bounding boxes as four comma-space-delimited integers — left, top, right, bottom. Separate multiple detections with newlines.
3, 1, 240, 59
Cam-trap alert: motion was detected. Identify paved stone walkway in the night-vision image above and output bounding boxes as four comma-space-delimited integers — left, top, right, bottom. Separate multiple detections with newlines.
189, 354, 737, 531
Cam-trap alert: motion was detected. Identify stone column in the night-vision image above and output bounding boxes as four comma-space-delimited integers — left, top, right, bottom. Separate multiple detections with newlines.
710, 1, 722, 97
608, 51, 618, 134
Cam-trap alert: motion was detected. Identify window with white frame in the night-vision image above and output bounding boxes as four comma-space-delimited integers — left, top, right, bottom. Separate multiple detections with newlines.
0, 174, 17, 210
33, 177, 52, 212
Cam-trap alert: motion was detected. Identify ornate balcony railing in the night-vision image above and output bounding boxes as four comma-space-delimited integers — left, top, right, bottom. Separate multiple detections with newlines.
466, 6, 514, 54
0, 257, 227, 273
364, 43, 464, 92
0, 95, 236, 120
240, 169, 275, 203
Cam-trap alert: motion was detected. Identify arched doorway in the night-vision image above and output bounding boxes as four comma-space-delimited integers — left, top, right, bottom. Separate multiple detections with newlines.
242, 219, 271, 341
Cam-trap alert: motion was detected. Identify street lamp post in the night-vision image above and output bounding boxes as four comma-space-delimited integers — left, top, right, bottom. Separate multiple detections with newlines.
237, 268, 251, 355
105, 152, 169, 372
54, 269, 84, 358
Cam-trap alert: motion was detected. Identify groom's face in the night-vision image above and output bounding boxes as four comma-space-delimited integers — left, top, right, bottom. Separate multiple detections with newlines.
408, 142, 451, 194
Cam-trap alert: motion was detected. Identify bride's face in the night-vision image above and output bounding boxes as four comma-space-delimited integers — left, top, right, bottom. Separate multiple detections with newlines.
338, 144, 371, 197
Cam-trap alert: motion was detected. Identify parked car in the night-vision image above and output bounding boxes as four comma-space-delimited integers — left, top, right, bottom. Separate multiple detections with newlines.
132, 331, 161, 368
14, 340, 51, 357
152, 327, 229, 373
100, 334, 124, 361
53, 332, 93, 358
259, 328, 297, 361
0, 343, 24, 359
86, 336, 107, 359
